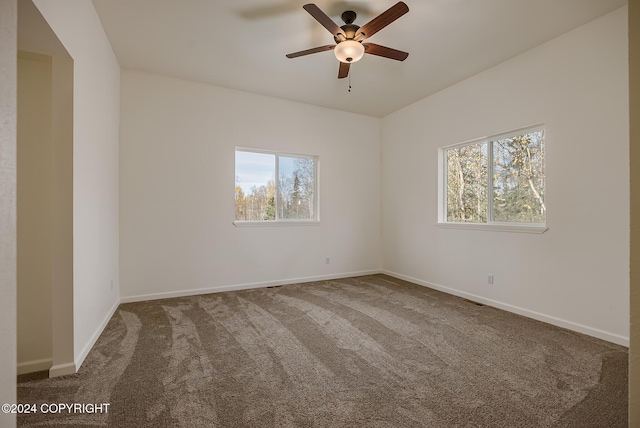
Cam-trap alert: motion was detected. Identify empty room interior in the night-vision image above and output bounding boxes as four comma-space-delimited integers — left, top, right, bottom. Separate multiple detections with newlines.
4, 0, 640, 426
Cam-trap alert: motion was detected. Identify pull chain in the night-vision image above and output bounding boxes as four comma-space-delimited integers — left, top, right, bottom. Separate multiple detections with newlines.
348, 69, 352, 93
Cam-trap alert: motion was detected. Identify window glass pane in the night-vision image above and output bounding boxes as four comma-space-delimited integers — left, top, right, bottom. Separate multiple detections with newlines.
446, 143, 488, 223
278, 156, 315, 220
492, 130, 545, 223
235, 151, 276, 221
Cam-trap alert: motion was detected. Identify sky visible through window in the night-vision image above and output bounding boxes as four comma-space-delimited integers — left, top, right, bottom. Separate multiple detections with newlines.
235, 151, 273, 194
235, 150, 299, 194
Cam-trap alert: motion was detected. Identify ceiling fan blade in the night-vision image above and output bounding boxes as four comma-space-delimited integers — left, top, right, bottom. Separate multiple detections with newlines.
338, 62, 350, 79
303, 4, 346, 39
286, 44, 336, 59
355, 1, 409, 40
363, 43, 409, 61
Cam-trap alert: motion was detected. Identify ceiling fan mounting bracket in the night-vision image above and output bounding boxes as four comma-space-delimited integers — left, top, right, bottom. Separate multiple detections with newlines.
341, 10, 357, 24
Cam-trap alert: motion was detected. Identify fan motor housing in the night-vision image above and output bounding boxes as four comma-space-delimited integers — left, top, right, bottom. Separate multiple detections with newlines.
335, 24, 360, 42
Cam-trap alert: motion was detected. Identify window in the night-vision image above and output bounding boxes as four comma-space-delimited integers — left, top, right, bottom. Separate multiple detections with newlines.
439, 125, 546, 232
234, 148, 318, 225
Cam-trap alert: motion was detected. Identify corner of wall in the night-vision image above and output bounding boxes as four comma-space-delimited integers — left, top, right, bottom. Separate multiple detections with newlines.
628, 0, 640, 424
0, 0, 18, 426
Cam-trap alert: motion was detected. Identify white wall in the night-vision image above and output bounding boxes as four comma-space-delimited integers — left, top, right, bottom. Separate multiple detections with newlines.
119, 70, 381, 300
17, 52, 53, 373
49, 54, 74, 377
0, 0, 17, 425
18, 0, 75, 378
33, 0, 120, 370
381, 7, 629, 345
629, 0, 640, 423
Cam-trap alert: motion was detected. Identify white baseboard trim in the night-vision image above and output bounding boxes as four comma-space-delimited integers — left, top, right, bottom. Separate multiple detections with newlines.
49, 362, 76, 378
382, 270, 629, 347
17, 358, 52, 375
121, 270, 382, 303
74, 298, 120, 372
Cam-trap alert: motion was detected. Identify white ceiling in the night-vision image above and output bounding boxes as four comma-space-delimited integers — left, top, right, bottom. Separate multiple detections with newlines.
91, 0, 627, 117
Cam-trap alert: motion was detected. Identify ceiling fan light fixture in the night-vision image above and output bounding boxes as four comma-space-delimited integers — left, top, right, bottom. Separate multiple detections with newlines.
334, 40, 364, 63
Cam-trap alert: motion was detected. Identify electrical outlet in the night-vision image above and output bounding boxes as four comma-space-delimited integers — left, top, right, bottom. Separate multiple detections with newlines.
110, 280, 114, 290
487, 274, 494, 284
326, 257, 330, 264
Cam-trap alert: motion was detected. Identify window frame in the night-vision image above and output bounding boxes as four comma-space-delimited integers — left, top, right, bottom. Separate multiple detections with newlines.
233, 147, 320, 227
438, 125, 547, 234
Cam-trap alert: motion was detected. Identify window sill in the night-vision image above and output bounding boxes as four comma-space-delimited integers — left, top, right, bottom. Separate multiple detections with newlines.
233, 220, 320, 228
437, 222, 548, 234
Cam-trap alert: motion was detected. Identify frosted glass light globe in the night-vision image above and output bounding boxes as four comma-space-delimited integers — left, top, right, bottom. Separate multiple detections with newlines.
334, 40, 365, 63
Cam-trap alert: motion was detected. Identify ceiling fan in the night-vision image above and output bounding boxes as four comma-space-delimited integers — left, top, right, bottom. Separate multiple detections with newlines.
286, 2, 409, 79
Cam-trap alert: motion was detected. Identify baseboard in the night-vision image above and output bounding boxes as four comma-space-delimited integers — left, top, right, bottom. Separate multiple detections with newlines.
17, 358, 52, 375
120, 270, 382, 303
74, 298, 120, 372
49, 362, 76, 378
382, 270, 629, 347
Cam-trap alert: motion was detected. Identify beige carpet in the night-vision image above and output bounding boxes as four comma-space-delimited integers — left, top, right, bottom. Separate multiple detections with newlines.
18, 275, 628, 427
